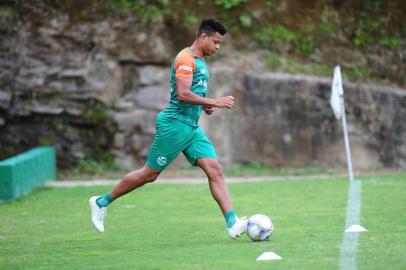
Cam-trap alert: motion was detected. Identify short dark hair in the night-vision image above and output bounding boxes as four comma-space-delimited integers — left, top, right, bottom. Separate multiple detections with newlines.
198, 19, 227, 36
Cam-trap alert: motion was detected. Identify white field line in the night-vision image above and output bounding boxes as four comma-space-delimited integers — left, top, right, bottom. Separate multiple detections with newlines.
45, 174, 340, 187
339, 180, 362, 270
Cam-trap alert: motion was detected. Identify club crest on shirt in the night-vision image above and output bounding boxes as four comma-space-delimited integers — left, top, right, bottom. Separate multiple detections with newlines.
200, 69, 207, 74
157, 156, 167, 166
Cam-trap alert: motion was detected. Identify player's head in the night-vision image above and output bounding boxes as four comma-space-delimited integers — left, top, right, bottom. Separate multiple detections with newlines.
196, 19, 227, 56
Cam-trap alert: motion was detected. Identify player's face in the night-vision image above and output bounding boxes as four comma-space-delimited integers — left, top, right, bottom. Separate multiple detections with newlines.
202, 32, 223, 56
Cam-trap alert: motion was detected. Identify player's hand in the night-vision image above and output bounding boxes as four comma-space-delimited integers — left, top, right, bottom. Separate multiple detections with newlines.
215, 96, 234, 109
204, 106, 215, 115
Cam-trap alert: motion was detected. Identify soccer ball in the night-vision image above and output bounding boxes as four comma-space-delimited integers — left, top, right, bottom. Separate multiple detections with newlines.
247, 214, 273, 241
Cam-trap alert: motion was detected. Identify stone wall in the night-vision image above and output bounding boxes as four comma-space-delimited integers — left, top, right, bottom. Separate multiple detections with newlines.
1, 5, 405, 170
205, 70, 406, 170
0, 6, 175, 168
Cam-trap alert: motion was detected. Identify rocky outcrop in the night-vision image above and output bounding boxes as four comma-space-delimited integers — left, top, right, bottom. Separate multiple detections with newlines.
0, 6, 174, 167
205, 69, 406, 170
1, 4, 405, 170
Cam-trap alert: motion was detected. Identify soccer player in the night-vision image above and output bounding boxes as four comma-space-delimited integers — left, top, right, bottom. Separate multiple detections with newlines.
89, 19, 247, 239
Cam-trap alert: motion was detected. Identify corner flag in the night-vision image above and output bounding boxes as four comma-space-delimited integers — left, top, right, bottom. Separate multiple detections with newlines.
330, 67, 367, 249
330, 65, 354, 182
330, 66, 343, 119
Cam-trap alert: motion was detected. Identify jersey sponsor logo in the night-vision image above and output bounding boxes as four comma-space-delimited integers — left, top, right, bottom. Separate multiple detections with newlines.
197, 79, 207, 88
157, 156, 167, 166
178, 65, 193, 72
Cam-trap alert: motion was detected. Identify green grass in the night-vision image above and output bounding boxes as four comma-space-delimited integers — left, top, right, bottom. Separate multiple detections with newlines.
357, 174, 406, 269
0, 174, 405, 269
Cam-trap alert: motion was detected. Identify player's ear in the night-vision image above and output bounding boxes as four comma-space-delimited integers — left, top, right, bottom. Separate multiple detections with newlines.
200, 32, 208, 40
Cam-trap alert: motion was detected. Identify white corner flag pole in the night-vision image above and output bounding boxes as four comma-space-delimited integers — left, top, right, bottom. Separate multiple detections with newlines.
330, 66, 354, 182
339, 89, 354, 182
333, 69, 367, 270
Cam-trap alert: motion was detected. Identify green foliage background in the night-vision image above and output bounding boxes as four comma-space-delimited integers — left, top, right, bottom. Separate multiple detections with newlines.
12, 0, 406, 86
97, 0, 406, 86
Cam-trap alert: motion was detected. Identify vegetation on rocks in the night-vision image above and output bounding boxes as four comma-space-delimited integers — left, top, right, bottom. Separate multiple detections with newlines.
100, 0, 405, 87
6, 0, 404, 86
1, 0, 405, 172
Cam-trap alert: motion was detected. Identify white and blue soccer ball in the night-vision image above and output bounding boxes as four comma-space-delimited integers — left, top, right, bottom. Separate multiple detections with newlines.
247, 214, 273, 241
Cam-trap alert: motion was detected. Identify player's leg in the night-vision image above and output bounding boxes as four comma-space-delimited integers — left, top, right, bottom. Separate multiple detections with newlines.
196, 158, 232, 214
183, 128, 247, 238
196, 158, 247, 239
109, 165, 161, 200
89, 112, 190, 233
89, 165, 161, 233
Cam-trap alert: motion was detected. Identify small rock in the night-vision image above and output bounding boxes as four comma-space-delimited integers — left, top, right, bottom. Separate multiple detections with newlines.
0, 90, 12, 109
31, 105, 63, 115
61, 69, 87, 78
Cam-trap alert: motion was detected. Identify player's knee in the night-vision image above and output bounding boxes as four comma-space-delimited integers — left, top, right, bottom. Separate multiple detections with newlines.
123, 169, 159, 184
208, 161, 224, 179
144, 171, 159, 183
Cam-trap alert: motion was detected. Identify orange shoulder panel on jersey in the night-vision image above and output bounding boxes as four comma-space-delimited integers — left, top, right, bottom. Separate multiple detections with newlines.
174, 49, 196, 78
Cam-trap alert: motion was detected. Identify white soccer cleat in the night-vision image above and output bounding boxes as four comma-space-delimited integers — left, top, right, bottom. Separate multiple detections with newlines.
227, 217, 248, 239
89, 196, 106, 233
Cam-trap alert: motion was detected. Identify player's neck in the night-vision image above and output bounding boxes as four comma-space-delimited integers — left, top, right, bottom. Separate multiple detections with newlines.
190, 41, 204, 58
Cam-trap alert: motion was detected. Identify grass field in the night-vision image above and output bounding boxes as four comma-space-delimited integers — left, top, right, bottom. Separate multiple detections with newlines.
0, 173, 405, 269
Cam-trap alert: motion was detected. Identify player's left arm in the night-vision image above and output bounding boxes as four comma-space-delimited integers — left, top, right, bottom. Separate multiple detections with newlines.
176, 76, 233, 108
175, 55, 233, 108
176, 76, 217, 106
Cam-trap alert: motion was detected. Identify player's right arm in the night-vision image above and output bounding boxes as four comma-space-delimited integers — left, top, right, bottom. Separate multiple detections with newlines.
176, 76, 234, 108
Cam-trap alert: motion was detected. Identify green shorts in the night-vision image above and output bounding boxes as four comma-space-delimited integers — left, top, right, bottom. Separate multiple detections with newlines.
146, 112, 217, 171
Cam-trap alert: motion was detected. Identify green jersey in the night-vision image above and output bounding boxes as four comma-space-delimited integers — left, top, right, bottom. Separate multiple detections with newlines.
161, 47, 209, 127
